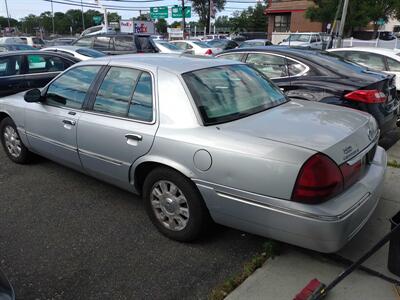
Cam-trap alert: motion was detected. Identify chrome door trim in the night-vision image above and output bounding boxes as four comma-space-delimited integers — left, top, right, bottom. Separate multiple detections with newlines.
26, 131, 77, 152
78, 148, 126, 166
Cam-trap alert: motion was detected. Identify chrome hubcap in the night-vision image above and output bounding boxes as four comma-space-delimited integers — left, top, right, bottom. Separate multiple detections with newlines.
3, 125, 22, 158
150, 180, 189, 231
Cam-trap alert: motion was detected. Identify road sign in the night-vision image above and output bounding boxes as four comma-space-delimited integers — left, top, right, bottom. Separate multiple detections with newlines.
150, 6, 168, 19
93, 15, 102, 25
172, 6, 191, 18
377, 18, 385, 26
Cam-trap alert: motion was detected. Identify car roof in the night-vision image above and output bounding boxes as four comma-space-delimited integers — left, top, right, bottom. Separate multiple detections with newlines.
43, 45, 81, 51
222, 45, 319, 56
244, 39, 269, 42
329, 47, 400, 56
79, 54, 242, 74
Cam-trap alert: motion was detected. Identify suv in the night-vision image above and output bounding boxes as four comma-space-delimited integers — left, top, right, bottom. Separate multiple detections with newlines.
19, 36, 46, 49
279, 32, 327, 50
72, 33, 157, 55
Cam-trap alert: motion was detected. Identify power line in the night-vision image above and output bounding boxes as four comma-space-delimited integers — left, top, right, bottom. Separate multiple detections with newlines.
43, 0, 150, 11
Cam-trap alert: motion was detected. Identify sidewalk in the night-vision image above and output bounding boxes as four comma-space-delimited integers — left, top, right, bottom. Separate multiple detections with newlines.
227, 151, 400, 300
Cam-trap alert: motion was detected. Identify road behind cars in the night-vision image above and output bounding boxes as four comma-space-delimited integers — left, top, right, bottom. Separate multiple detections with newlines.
0, 149, 263, 300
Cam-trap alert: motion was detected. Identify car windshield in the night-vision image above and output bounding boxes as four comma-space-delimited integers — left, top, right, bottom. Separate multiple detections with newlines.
193, 41, 210, 48
76, 48, 106, 57
239, 41, 265, 48
288, 34, 311, 42
158, 42, 180, 50
182, 64, 287, 125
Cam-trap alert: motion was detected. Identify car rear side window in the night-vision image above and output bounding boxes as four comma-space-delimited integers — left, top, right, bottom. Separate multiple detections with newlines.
27, 54, 66, 73
94, 36, 113, 51
387, 57, 400, 72
246, 53, 288, 78
46, 66, 101, 109
287, 58, 308, 76
344, 51, 386, 71
74, 37, 94, 47
94, 67, 141, 117
114, 36, 136, 51
0, 56, 22, 76
218, 53, 243, 61
128, 72, 153, 122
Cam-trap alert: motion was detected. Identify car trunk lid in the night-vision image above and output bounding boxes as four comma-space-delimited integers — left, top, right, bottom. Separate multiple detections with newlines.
218, 99, 377, 165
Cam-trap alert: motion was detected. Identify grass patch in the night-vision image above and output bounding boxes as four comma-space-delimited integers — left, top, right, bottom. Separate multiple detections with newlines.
388, 160, 400, 168
209, 240, 281, 300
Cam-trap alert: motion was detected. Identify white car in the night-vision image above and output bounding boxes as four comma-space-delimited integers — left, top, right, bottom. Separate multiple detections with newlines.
41, 46, 106, 61
328, 47, 400, 91
280, 33, 324, 49
170, 40, 222, 56
153, 41, 183, 54
0, 37, 25, 44
19, 36, 46, 49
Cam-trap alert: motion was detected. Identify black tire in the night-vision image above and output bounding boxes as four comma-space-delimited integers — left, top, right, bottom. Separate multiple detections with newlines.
0, 117, 31, 164
143, 167, 212, 242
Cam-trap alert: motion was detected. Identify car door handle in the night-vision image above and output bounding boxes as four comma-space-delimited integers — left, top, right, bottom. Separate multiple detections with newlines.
125, 133, 142, 141
63, 119, 76, 126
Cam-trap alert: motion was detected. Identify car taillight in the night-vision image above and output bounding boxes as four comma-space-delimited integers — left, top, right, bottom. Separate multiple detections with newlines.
292, 153, 365, 204
345, 89, 387, 104
292, 154, 343, 204
205, 49, 213, 55
340, 159, 363, 189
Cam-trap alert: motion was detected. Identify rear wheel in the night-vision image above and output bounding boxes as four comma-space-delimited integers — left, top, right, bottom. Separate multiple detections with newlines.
0, 117, 31, 164
143, 167, 212, 241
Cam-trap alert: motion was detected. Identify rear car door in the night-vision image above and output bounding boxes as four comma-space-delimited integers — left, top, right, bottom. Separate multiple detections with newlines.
93, 36, 114, 54
244, 52, 291, 91
24, 65, 101, 170
74, 36, 95, 48
0, 55, 26, 97
77, 66, 158, 190
25, 53, 75, 89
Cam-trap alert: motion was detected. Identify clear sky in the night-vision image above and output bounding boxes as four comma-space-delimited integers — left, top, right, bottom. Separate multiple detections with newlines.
0, 0, 259, 22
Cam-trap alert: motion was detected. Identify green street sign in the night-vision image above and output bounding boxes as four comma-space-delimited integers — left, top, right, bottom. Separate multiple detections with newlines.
150, 6, 168, 19
93, 15, 102, 25
172, 6, 191, 18
377, 18, 385, 26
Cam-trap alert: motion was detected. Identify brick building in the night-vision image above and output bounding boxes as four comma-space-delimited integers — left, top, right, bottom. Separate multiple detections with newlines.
264, 0, 324, 42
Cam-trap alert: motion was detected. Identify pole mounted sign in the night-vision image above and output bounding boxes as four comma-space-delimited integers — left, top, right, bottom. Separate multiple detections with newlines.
172, 6, 191, 18
93, 15, 102, 25
150, 7, 168, 19
377, 18, 385, 26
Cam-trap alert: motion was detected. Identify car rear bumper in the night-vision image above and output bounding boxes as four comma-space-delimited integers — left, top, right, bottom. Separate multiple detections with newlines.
195, 146, 387, 253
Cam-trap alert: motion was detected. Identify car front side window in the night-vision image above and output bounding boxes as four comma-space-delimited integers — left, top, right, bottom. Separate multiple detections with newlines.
246, 53, 288, 78
45, 65, 101, 109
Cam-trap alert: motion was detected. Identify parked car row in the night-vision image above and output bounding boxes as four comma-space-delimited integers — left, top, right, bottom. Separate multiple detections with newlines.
0, 54, 388, 253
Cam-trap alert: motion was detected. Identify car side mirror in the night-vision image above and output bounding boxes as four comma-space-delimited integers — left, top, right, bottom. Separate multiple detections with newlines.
24, 88, 42, 103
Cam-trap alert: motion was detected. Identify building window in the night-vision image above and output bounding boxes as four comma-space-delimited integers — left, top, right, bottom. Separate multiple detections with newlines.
274, 14, 291, 32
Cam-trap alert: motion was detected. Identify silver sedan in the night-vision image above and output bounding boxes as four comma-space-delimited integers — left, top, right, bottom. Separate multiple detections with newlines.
0, 55, 386, 253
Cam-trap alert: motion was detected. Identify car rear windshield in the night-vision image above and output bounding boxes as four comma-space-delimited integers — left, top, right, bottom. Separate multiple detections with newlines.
182, 64, 287, 125
76, 48, 105, 57
158, 42, 180, 50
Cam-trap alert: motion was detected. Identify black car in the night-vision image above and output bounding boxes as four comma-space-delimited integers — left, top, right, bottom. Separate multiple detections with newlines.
379, 31, 397, 41
0, 268, 14, 300
72, 33, 157, 55
0, 50, 79, 97
207, 39, 239, 50
216, 47, 399, 136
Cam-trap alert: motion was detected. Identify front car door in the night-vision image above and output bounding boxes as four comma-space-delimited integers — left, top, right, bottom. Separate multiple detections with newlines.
77, 65, 158, 190
244, 52, 291, 91
25, 53, 75, 89
24, 65, 102, 170
0, 54, 26, 97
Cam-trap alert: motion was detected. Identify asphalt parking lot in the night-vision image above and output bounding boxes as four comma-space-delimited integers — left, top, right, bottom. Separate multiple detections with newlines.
0, 149, 264, 300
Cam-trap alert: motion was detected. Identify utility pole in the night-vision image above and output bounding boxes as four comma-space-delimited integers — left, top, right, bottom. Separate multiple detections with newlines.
51, 0, 55, 34
81, 0, 85, 30
182, 0, 186, 38
336, 0, 349, 48
4, 0, 11, 29
208, 0, 212, 34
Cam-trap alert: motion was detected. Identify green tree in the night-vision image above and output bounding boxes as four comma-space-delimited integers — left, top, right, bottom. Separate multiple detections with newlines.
191, 0, 226, 33
155, 18, 168, 34
247, 3, 268, 32
306, 0, 400, 35
0, 16, 19, 29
